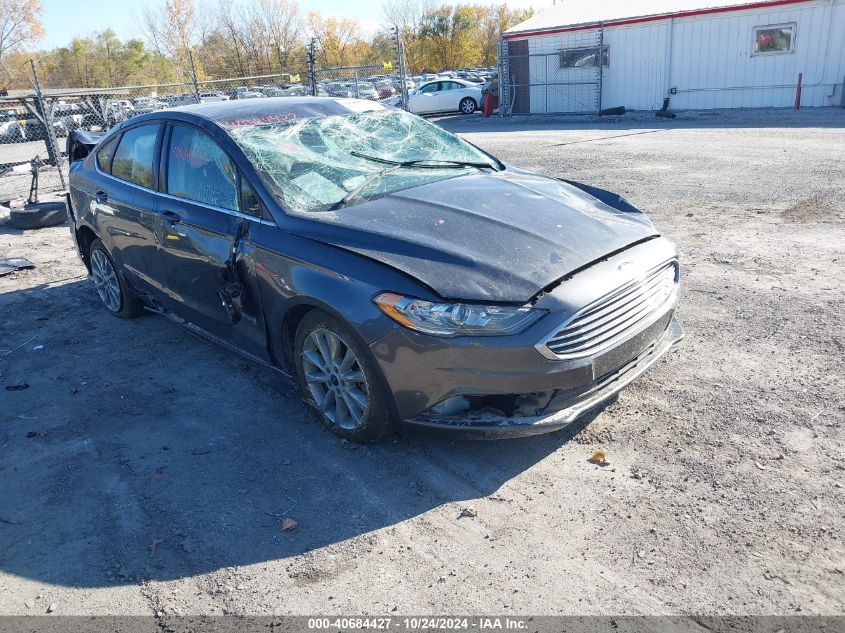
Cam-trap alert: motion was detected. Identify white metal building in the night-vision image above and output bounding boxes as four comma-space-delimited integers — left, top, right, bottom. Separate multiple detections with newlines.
501, 0, 845, 113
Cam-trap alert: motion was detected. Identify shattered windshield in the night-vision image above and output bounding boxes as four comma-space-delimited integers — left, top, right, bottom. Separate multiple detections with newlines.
225, 108, 497, 212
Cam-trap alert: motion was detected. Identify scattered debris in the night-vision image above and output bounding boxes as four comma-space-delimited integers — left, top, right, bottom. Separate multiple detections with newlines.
25, 431, 37, 438
267, 494, 298, 518
32, 344, 44, 351
0, 257, 35, 277
0, 516, 21, 526
280, 518, 298, 531
588, 451, 610, 466
46, 603, 56, 614
457, 507, 478, 519
0, 335, 36, 357
190, 449, 212, 456
755, 461, 767, 471
5, 383, 30, 392
638, 550, 646, 559
148, 538, 165, 557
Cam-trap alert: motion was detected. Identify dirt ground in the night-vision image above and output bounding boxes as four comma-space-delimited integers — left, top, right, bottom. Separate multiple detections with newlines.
0, 108, 843, 617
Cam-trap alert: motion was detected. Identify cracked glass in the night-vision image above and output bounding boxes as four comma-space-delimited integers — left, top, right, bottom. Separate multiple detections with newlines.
224, 108, 496, 213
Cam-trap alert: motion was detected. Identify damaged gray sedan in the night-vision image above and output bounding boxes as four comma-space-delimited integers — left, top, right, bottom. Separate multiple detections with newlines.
67, 97, 683, 442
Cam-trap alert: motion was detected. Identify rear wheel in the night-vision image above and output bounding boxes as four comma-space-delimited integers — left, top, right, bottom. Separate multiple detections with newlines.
89, 238, 143, 318
459, 97, 477, 114
294, 311, 393, 442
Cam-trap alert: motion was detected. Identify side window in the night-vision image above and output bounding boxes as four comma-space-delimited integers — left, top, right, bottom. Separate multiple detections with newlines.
442, 82, 459, 91
419, 82, 440, 94
559, 46, 609, 68
96, 136, 118, 172
167, 125, 238, 211
753, 24, 795, 54
111, 125, 158, 188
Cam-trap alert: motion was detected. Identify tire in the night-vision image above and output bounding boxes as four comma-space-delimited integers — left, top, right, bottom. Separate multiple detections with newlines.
459, 97, 477, 115
294, 311, 393, 443
10, 201, 68, 229
88, 238, 143, 318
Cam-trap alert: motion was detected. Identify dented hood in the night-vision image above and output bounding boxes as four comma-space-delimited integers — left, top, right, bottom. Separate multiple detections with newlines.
290, 170, 659, 303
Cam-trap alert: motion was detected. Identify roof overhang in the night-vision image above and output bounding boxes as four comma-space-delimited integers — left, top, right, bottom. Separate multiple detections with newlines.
503, 0, 817, 39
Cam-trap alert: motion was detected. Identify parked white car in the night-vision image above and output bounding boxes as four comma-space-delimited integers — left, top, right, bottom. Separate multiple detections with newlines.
406, 79, 482, 115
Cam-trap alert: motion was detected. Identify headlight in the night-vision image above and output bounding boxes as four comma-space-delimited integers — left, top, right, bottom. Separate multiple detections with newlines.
374, 292, 545, 337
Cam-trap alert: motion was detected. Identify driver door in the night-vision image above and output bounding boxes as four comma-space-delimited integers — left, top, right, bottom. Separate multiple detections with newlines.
154, 122, 269, 360
411, 82, 442, 114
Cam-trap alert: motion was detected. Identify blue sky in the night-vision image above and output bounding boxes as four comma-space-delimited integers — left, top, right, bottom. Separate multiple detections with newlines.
38, 0, 554, 48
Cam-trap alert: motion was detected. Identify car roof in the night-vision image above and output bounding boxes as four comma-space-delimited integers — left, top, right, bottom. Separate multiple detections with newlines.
155, 96, 386, 127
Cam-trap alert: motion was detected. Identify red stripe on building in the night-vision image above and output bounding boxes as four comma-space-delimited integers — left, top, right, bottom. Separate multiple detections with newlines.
503, 0, 818, 39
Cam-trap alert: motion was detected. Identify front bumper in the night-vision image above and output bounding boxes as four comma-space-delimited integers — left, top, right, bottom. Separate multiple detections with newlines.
395, 316, 683, 436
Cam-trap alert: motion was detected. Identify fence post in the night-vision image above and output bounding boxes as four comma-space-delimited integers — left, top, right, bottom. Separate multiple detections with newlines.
498, 36, 510, 116
597, 23, 605, 114
308, 39, 318, 97
28, 59, 65, 190
188, 50, 201, 103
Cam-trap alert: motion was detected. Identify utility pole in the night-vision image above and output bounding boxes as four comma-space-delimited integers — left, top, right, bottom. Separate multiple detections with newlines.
308, 38, 318, 96
188, 50, 201, 103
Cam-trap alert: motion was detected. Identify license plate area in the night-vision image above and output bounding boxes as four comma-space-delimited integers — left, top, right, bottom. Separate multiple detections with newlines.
591, 312, 672, 379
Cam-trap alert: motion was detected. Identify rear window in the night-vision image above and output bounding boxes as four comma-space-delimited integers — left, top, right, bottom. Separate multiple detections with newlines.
111, 125, 158, 188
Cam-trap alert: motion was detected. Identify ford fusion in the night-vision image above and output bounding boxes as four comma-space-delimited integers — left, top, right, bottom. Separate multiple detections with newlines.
67, 97, 683, 442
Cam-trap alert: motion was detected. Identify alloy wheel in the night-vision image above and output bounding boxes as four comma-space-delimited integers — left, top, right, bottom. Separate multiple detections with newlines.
460, 98, 475, 114
301, 328, 369, 430
90, 249, 121, 312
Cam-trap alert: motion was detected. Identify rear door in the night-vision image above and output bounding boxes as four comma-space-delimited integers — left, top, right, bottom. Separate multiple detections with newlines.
91, 122, 167, 298
154, 122, 269, 359
438, 81, 464, 111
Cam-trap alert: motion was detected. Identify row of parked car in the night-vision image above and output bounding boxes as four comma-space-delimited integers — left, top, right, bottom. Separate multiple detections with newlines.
0, 102, 102, 143
0, 66, 501, 146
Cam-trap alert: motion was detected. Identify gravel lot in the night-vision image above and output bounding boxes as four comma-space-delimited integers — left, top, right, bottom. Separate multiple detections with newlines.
1, 108, 843, 617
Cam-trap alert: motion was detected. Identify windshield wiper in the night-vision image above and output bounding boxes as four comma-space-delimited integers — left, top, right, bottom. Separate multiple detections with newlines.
350, 151, 498, 171
329, 152, 500, 211
329, 164, 404, 211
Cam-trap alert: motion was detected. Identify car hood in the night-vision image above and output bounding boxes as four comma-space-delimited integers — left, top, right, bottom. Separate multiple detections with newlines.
288, 169, 659, 303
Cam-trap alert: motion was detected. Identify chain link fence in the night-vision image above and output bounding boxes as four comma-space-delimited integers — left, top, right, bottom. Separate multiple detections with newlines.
1, 29, 408, 203
499, 27, 604, 115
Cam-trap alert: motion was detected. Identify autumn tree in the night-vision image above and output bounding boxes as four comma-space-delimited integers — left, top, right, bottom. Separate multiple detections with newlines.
0, 0, 44, 87
0, 0, 44, 63
307, 11, 367, 68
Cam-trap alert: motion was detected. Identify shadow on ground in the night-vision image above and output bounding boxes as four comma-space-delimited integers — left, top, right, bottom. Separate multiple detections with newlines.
434, 107, 845, 134
0, 278, 601, 589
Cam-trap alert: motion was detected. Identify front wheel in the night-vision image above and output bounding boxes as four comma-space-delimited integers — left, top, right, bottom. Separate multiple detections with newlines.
89, 238, 143, 318
459, 97, 477, 115
294, 311, 393, 442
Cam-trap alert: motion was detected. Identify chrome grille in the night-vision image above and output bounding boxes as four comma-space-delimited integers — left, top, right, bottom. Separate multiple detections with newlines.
538, 262, 678, 360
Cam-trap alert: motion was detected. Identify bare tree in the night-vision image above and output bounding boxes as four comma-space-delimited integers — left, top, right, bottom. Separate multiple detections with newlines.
141, 0, 202, 78
249, 0, 302, 73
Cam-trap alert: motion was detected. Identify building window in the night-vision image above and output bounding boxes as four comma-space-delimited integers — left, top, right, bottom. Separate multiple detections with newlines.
753, 24, 795, 54
559, 46, 608, 69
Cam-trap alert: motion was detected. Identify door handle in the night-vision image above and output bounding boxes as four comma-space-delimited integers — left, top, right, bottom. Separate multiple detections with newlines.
161, 210, 181, 224
94, 190, 108, 203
